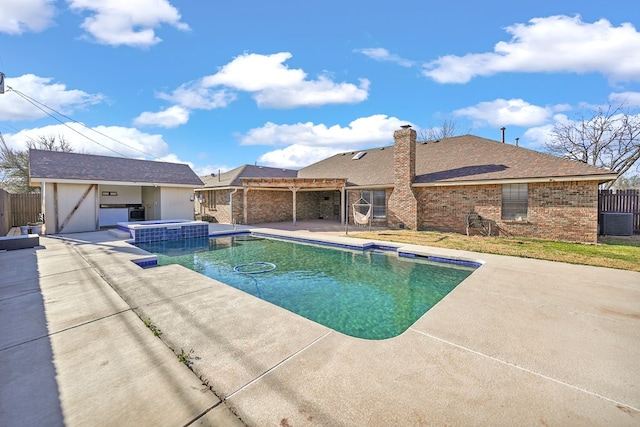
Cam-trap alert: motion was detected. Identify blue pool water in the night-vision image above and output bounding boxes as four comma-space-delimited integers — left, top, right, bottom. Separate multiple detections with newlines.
136, 234, 476, 340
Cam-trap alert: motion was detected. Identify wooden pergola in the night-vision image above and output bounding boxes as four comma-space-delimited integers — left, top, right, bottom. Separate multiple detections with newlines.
241, 177, 347, 225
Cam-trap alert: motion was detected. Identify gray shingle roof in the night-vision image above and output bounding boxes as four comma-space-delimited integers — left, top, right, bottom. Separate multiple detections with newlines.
201, 164, 298, 188
299, 135, 616, 186
29, 149, 204, 186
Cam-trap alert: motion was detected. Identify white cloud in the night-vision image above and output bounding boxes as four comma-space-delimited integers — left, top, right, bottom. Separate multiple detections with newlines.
258, 145, 343, 169
609, 91, 640, 108
0, 0, 56, 34
240, 114, 408, 146
355, 48, 415, 67
193, 164, 233, 177
242, 115, 411, 169
133, 105, 190, 128
140, 79, 237, 128
522, 123, 557, 148
157, 83, 236, 110
255, 77, 369, 109
0, 74, 104, 121
67, 0, 189, 47
424, 15, 640, 84
453, 98, 567, 128
203, 52, 305, 91
4, 123, 170, 159
143, 52, 370, 125
202, 52, 369, 108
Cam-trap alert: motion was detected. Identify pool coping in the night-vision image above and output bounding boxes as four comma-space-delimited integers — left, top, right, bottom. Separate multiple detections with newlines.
5, 225, 640, 425
129, 228, 484, 270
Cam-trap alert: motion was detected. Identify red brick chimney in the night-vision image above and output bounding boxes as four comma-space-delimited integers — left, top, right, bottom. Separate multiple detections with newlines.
387, 125, 418, 229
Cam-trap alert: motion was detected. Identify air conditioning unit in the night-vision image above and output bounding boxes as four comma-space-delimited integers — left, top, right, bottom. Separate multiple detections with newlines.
601, 213, 634, 236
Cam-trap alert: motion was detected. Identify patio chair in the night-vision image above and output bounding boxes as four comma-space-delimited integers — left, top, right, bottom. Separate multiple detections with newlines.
466, 212, 491, 236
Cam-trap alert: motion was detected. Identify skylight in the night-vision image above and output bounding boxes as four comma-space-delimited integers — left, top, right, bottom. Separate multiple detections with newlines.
352, 151, 366, 160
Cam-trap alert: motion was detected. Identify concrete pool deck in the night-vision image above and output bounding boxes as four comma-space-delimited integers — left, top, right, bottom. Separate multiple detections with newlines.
1, 222, 639, 426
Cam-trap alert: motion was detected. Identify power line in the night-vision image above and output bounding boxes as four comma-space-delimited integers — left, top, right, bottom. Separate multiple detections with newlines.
5, 85, 162, 160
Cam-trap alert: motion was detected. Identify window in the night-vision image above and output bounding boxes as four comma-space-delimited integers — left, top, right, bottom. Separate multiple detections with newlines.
502, 184, 528, 220
361, 190, 386, 218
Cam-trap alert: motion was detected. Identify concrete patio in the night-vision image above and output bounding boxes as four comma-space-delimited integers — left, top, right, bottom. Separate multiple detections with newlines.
1, 221, 639, 426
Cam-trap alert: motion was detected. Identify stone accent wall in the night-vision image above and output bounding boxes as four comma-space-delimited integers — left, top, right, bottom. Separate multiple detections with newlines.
415, 181, 599, 243
387, 126, 418, 229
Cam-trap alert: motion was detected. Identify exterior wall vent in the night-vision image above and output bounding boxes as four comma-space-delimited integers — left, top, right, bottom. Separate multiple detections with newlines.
601, 212, 634, 236
352, 151, 366, 160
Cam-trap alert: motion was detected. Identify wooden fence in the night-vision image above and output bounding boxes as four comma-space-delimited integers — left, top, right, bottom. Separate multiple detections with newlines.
0, 189, 41, 235
599, 189, 640, 234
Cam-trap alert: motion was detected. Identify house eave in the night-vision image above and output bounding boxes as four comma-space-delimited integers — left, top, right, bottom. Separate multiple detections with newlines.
412, 174, 619, 187
30, 177, 203, 188
196, 185, 242, 191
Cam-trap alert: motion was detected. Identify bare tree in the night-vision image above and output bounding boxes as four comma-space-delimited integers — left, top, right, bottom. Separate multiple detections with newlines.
418, 118, 459, 141
0, 134, 73, 193
612, 174, 640, 190
545, 102, 640, 188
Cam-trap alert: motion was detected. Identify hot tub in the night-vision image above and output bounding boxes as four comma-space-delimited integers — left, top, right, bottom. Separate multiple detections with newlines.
117, 220, 209, 243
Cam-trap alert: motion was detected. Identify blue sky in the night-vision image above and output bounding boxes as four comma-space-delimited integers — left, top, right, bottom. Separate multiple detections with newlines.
1, 0, 639, 175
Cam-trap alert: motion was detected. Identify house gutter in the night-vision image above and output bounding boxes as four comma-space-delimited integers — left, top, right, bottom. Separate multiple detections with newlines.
412, 174, 619, 187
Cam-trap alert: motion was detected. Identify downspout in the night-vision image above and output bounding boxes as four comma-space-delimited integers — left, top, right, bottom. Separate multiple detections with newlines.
229, 188, 239, 229
40, 181, 46, 234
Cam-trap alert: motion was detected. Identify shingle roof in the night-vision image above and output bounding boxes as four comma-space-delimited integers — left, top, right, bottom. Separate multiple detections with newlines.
299, 135, 616, 186
29, 149, 204, 186
201, 164, 298, 188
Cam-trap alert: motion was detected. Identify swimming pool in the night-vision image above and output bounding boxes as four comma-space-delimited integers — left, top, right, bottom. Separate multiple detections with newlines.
136, 234, 477, 339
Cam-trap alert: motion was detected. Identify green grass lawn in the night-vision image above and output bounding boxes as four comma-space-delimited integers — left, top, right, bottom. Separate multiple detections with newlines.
349, 230, 640, 272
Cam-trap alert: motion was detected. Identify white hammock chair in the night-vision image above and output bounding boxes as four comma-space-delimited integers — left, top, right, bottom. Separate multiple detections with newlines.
352, 198, 372, 226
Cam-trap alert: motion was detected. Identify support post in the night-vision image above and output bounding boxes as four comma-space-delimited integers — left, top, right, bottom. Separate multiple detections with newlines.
289, 186, 298, 225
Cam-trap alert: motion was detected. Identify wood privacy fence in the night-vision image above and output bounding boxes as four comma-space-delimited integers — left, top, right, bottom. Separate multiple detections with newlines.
599, 189, 640, 234
0, 189, 41, 235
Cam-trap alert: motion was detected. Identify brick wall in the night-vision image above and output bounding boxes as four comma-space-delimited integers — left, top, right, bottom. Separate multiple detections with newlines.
415, 180, 599, 243
297, 191, 341, 220
245, 190, 293, 224
387, 126, 418, 229
200, 189, 243, 224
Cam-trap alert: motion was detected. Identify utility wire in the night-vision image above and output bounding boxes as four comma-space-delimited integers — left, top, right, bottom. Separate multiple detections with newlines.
6, 86, 161, 160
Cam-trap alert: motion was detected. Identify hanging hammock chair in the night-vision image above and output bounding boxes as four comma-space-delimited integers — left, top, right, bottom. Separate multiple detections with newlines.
352, 198, 372, 225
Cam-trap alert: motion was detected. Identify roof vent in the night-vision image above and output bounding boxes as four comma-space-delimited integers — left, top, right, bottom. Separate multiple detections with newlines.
352, 151, 366, 160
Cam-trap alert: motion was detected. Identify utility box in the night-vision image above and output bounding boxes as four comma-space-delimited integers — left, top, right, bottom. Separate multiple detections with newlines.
601, 212, 634, 236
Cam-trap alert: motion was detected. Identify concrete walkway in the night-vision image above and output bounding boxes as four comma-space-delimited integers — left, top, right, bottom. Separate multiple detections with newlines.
1, 223, 639, 426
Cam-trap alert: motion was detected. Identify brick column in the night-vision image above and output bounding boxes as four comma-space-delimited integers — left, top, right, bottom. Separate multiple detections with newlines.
387, 125, 418, 229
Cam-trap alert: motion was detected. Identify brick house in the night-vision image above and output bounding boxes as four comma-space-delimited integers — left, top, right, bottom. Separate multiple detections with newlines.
196, 126, 617, 243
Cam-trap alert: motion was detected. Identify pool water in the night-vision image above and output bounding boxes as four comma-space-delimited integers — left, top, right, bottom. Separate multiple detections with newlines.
136, 235, 476, 340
